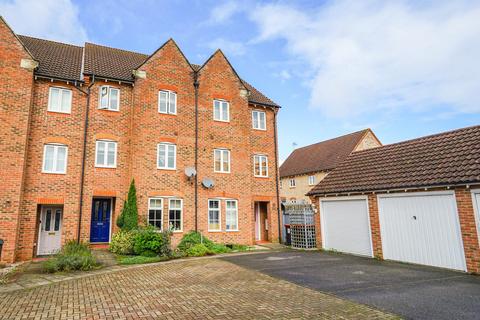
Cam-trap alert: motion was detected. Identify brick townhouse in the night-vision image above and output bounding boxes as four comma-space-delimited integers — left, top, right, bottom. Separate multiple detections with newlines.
0, 17, 281, 263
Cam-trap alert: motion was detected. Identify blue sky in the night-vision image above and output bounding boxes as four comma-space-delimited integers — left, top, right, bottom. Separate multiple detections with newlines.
2, 0, 480, 162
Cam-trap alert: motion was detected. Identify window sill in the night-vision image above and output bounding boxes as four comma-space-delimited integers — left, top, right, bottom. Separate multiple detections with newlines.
47, 110, 71, 115
97, 108, 120, 113
157, 167, 176, 171
95, 165, 117, 169
158, 112, 177, 117
41, 171, 67, 175
226, 230, 239, 232
207, 230, 222, 233
213, 119, 230, 124
254, 175, 269, 179
253, 128, 267, 131
214, 171, 231, 174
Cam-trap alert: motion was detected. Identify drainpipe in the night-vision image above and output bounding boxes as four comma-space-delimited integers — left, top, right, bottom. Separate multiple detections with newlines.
193, 71, 199, 232
77, 75, 96, 243
273, 109, 282, 244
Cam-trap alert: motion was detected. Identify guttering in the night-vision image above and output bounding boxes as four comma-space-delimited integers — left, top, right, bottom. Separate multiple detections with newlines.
193, 70, 199, 232
309, 182, 480, 198
273, 109, 282, 244
77, 75, 96, 243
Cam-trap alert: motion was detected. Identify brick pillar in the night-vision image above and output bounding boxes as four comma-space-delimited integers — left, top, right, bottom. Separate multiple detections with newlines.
310, 196, 322, 249
368, 194, 383, 259
455, 188, 480, 273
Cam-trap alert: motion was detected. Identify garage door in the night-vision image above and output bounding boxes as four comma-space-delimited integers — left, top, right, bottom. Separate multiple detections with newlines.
378, 192, 466, 271
320, 198, 373, 257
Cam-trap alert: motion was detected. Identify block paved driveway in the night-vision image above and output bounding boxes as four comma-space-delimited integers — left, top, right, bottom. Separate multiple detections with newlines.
0, 256, 396, 320
222, 250, 480, 320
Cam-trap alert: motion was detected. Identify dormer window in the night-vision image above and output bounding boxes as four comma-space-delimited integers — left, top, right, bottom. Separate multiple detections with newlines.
158, 90, 177, 114
99, 86, 120, 111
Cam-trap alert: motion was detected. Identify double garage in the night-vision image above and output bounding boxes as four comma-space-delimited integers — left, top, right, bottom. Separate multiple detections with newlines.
319, 190, 480, 271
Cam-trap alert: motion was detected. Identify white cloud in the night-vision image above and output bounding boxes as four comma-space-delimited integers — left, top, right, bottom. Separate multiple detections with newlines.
207, 1, 242, 25
208, 38, 247, 56
249, 1, 480, 118
0, 0, 88, 44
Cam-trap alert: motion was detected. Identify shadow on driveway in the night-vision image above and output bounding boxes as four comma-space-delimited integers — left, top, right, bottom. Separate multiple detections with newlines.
221, 250, 480, 320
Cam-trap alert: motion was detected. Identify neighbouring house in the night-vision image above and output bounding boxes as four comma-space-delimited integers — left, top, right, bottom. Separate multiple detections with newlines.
279, 129, 381, 203
0, 16, 281, 263
307, 125, 480, 273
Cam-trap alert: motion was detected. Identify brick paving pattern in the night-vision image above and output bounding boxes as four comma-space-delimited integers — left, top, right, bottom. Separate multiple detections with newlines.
0, 258, 398, 319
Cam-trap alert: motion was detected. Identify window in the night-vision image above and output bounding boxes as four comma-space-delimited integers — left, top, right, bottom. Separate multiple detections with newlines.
252, 110, 266, 130
168, 199, 182, 232
214, 149, 230, 173
308, 175, 315, 185
148, 198, 163, 229
208, 199, 221, 231
42, 144, 68, 174
280, 180, 283, 189
253, 155, 268, 177
213, 99, 229, 122
95, 140, 117, 168
99, 86, 120, 111
158, 90, 177, 114
48, 87, 72, 113
157, 143, 176, 170
290, 179, 296, 187
225, 200, 238, 231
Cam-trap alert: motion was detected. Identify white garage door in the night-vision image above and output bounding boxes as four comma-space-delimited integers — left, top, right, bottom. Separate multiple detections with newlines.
320, 198, 373, 257
378, 192, 466, 271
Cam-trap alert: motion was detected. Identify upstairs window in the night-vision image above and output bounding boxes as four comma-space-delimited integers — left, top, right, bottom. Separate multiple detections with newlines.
308, 175, 315, 185
168, 199, 183, 232
148, 198, 163, 229
290, 179, 296, 187
253, 155, 268, 177
157, 143, 176, 170
158, 90, 177, 114
214, 149, 230, 173
48, 87, 72, 113
43, 144, 68, 174
252, 110, 266, 130
213, 99, 229, 122
95, 140, 117, 168
99, 86, 120, 111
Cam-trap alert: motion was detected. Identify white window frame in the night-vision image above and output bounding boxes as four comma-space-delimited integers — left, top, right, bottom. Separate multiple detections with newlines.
168, 198, 183, 232
308, 175, 315, 186
157, 143, 176, 170
98, 86, 120, 111
95, 140, 117, 168
48, 87, 72, 114
290, 178, 296, 187
252, 110, 266, 130
42, 144, 68, 174
148, 198, 163, 230
471, 190, 480, 247
253, 154, 268, 177
208, 199, 222, 232
213, 99, 230, 122
225, 199, 238, 232
158, 90, 177, 115
214, 149, 230, 173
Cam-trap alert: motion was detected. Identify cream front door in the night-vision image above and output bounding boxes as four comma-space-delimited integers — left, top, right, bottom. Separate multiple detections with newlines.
38, 206, 63, 255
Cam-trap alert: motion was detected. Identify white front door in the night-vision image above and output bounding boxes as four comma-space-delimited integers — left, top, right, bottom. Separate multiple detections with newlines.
378, 192, 466, 271
38, 206, 63, 255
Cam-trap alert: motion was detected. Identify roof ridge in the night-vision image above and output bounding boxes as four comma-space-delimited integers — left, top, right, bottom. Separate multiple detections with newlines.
85, 41, 148, 57
17, 34, 83, 49
294, 129, 368, 151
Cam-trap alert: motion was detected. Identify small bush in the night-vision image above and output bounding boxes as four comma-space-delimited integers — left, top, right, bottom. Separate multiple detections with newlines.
109, 230, 136, 255
43, 241, 97, 273
117, 255, 168, 265
209, 243, 232, 254
230, 244, 249, 252
133, 226, 171, 257
185, 243, 213, 257
177, 231, 213, 252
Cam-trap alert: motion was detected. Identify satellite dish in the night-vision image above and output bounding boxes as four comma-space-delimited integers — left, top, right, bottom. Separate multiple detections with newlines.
185, 167, 197, 178
202, 177, 215, 189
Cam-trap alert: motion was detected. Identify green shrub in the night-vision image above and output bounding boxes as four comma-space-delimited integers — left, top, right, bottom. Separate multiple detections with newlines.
117, 179, 139, 231
43, 241, 97, 273
117, 255, 168, 265
177, 231, 213, 252
133, 226, 171, 257
109, 230, 136, 255
230, 244, 249, 252
185, 243, 213, 257
116, 200, 127, 229
209, 243, 232, 254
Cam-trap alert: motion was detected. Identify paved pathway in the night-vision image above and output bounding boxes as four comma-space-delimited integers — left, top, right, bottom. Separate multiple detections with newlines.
0, 257, 397, 319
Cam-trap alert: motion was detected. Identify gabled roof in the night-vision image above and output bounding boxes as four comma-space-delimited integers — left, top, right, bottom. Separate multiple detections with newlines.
307, 125, 480, 195
16, 35, 280, 108
280, 129, 371, 178
18, 35, 83, 81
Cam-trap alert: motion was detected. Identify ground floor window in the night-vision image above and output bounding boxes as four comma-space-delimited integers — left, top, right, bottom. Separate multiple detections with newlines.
148, 198, 163, 229
168, 199, 183, 231
208, 199, 221, 231
226, 200, 238, 231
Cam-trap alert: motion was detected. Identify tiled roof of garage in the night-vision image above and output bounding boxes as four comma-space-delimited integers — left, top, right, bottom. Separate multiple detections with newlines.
17, 36, 279, 108
307, 125, 480, 195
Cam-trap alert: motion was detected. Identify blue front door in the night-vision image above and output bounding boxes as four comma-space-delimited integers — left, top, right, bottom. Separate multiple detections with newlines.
90, 199, 111, 243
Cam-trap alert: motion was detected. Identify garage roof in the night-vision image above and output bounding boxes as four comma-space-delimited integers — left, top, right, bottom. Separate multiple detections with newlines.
307, 125, 480, 195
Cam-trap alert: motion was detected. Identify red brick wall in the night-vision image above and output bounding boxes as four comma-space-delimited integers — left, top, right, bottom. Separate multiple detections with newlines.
367, 194, 383, 258
0, 21, 34, 263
